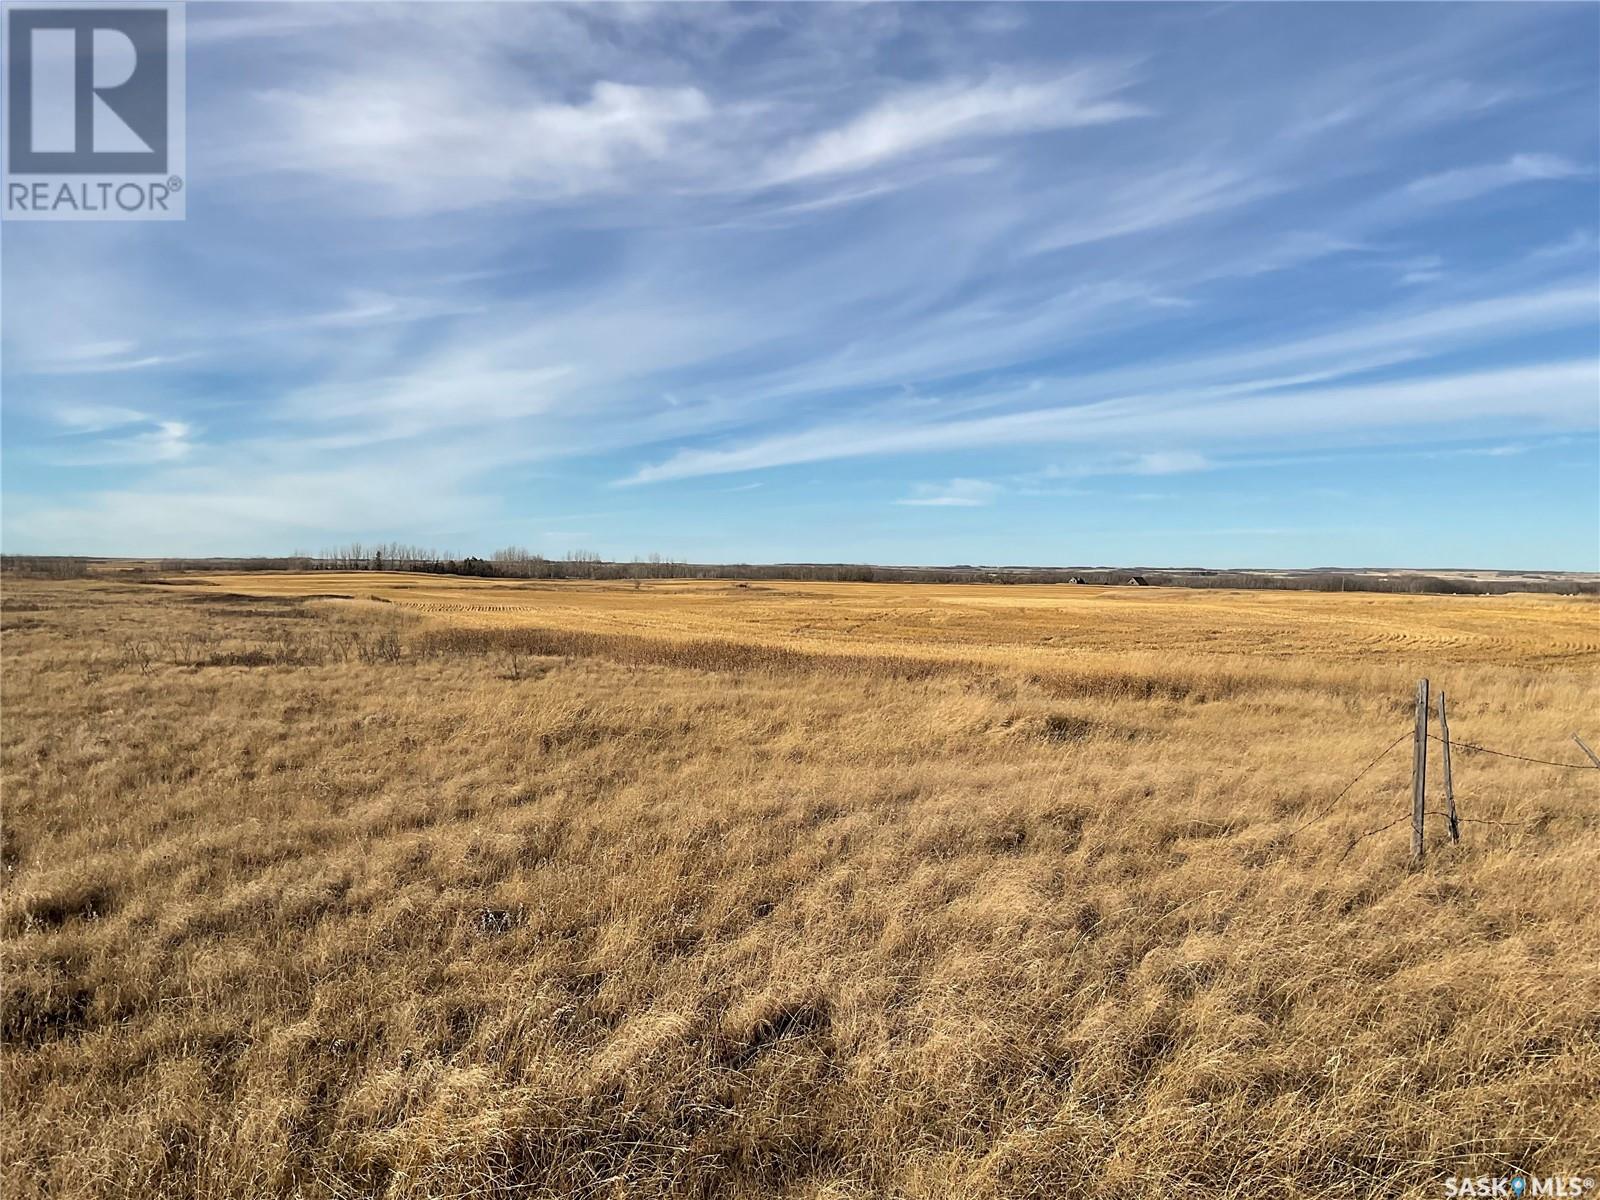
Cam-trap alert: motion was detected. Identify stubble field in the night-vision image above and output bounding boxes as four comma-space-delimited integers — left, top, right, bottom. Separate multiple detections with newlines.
3, 571, 1598, 1199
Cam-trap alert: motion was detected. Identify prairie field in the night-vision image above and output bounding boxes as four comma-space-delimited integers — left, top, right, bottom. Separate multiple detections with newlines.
2, 571, 1598, 1199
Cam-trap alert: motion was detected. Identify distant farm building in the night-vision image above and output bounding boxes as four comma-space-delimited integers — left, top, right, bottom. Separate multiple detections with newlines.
1127, 575, 1150, 586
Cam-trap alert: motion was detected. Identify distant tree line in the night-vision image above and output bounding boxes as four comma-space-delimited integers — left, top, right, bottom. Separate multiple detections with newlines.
3, 550, 1592, 595
0, 556, 91, 579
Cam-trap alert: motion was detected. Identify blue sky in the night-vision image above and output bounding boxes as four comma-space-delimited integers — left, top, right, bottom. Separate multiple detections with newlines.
2, 2, 1597, 568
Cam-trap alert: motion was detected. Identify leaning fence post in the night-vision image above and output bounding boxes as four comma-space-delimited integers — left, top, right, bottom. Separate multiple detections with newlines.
1412, 679, 1429, 861
1573, 734, 1600, 769
1438, 691, 1458, 842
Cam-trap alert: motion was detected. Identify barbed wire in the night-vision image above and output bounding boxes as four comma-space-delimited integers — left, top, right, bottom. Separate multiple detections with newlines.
1335, 812, 1412, 863
1294, 724, 1589, 857
1337, 809, 1539, 865
1284, 728, 1411, 840
1423, 808, 1538, 828
1426, 733, 1597, 771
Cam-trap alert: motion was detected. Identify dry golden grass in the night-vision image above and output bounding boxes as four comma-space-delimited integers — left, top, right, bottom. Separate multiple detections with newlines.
194, 570, 1600, 671
3, 572, 1598, 1198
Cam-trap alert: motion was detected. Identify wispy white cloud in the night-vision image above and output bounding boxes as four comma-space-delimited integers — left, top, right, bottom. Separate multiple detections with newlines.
47, 420, 196, 467
1530, 229, 1600, 261
619, 281, 1598, 483
769, 67, 1147, 183
32, 351, 201, 375
1125, 451, 1211, 476
1399, 153, 1584, 208
48, 404, 151, 433
895, 478, 1001, 507
623, 357, 1598, 484
1018, 451, 1214, 480
31, 404, 198, 467
1395, 255, 1446, 286
253, 77, 717, 211
1030, 165, 1277, 254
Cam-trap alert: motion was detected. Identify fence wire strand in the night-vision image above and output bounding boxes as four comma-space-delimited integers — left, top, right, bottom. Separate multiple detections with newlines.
1336, 813, 1413, 863
1427, 733, 1597, 771
1294, 723, 1592, 857
1285, 728, 1411, 840
1424, 808, 1538, 829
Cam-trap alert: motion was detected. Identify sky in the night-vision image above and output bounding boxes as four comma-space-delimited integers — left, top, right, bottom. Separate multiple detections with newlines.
2, 2, 1598, 569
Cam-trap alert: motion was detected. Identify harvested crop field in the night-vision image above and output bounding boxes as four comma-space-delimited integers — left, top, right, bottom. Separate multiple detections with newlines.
3, 572, 1598, 1199
193, 570, 1600, 668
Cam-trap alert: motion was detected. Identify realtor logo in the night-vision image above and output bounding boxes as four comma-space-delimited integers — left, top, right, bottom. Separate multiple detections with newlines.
4, 3, 186, 220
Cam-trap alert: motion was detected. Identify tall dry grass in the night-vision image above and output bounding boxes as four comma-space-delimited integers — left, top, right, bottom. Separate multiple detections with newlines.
2, 575, 1597, 1198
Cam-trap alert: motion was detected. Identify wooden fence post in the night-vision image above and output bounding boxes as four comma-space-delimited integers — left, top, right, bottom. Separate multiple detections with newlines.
1438, 691, 1458, 842
1573, 734, 1600, 769
1412, 679, 1429, 862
